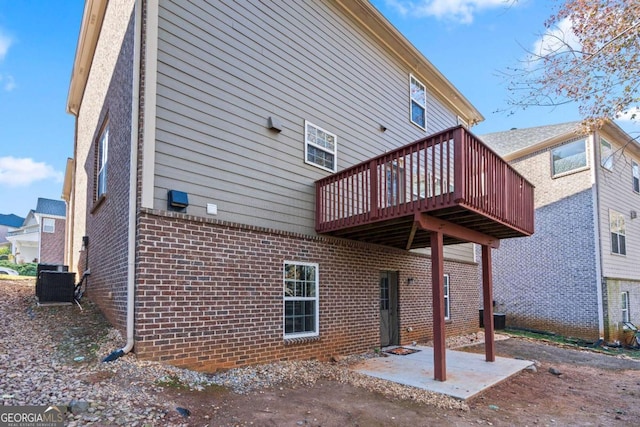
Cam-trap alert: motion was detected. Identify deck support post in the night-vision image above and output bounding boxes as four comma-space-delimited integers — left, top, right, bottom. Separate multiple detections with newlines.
431, 230, 446, 381
482, 244, 495, 362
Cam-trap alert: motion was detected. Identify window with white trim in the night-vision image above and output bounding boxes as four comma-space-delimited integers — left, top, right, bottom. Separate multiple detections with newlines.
551, 139, 588, 176
600, 138, 613, 170
283, 262, 319, 338
632, 160, 639, 193
304, 121, 336, 173
97, 125, 109, 199
610, 210, 626, 255
622, 291, 630, 323
410, 74, 426, 129
42, 218, 55, 234
444, 274, 450, 320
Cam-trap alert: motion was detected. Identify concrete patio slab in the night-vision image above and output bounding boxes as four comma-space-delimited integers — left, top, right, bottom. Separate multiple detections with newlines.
352, 345, 533, 400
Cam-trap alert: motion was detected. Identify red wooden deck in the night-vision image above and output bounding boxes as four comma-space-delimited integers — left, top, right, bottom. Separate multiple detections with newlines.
315, 126, 534, 249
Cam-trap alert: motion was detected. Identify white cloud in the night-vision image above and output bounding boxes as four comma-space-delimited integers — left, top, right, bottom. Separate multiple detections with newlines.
0, 157, 63, 187
0, 29, 11, 61
0, 28, 15, 91
0, 74, 16, 91
617, 107, 640, 123
384, 0, 512, 24
531, 17, 580, 58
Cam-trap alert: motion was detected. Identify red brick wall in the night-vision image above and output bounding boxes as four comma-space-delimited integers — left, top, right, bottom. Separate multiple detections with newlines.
80, 12, 136, 332
134, 209, 480, 371
40, 217, 65, 265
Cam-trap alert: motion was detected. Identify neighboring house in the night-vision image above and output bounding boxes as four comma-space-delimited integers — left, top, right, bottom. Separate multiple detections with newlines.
481, 121, 640, 343
7, 198, 66, 265
65, 0, 533, 375
0, 214, 24, 251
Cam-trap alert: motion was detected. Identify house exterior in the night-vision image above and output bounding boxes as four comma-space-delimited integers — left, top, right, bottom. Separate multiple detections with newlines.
65, 0, 533, 374
6, 198, 66, 264
480, 121, 640, 343
0, 214, 24, 251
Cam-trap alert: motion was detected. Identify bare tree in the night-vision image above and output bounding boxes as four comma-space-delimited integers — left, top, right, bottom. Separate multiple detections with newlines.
505, 0, 640, 132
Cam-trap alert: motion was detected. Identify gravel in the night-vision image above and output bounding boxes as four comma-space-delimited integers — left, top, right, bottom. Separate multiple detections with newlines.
0, 279, 467, 426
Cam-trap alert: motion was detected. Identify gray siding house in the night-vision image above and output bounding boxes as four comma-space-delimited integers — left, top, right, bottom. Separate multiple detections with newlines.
481, 121, 640, 343
0, 214, 24, 250
6, 198, 66, 265
65, 0, 533, 372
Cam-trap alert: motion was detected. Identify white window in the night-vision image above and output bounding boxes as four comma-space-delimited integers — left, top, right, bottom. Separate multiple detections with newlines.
610, 210, 626, 255
410, 74, 426, 130
622, 292, 630, 323
444, 274, 450, 320
42, 218, 55, 234
551, 139, 588, 176
632, 161, 639, 193
97, 125, 109, 199
600, 138, 613, 170
283, 262, 319, 338
304, 121, 336, 173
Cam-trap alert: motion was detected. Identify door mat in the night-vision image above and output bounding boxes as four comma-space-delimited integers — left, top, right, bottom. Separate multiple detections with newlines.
384, 347, 421, 356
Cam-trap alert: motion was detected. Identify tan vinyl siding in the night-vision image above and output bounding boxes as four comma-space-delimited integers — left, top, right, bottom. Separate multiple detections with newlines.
154, 0, 457, 235
596, 130, 640, 281
412, 243, 476, 263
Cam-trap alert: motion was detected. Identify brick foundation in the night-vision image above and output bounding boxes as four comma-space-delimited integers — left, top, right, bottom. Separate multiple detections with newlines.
134, 209, 480, 371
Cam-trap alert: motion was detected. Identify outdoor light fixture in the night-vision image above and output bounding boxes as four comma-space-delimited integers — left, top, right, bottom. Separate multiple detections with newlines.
407, 277, 414, 285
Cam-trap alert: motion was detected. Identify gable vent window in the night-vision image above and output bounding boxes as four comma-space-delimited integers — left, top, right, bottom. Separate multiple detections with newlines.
305, 121, 337, 173
410, 74, 427, 130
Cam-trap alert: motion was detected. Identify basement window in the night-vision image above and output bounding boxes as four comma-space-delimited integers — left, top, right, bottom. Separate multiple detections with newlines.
622, 292, 630, 323
444, 274, 450, 320
283, 262, 319, 338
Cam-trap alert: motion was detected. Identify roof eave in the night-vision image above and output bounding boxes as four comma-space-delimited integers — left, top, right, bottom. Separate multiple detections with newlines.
335, 0, 484, 126
66, 0, 108, 116
62, 158, 74, 202
598, 120, 640, 157
500, 120, 640, 162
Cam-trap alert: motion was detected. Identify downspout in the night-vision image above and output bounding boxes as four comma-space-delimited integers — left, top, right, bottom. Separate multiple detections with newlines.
103, 0, 142, 362
589, 132, 605, 339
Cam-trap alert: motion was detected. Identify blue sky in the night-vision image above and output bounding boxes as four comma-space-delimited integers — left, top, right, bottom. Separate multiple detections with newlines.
0, 0, 638, 218
0, 1, 83, 218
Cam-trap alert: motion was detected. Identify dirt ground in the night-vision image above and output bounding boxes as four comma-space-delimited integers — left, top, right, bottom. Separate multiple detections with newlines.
158, 339, 640, 427
4, 278, 640, 426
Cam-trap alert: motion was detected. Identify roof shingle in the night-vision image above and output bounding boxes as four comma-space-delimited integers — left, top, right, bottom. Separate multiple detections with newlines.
480, 121, 582, 157
35, 198, 66, 217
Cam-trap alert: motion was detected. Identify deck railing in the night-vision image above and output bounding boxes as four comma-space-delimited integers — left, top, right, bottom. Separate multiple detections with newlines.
315, 126, 534, 236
